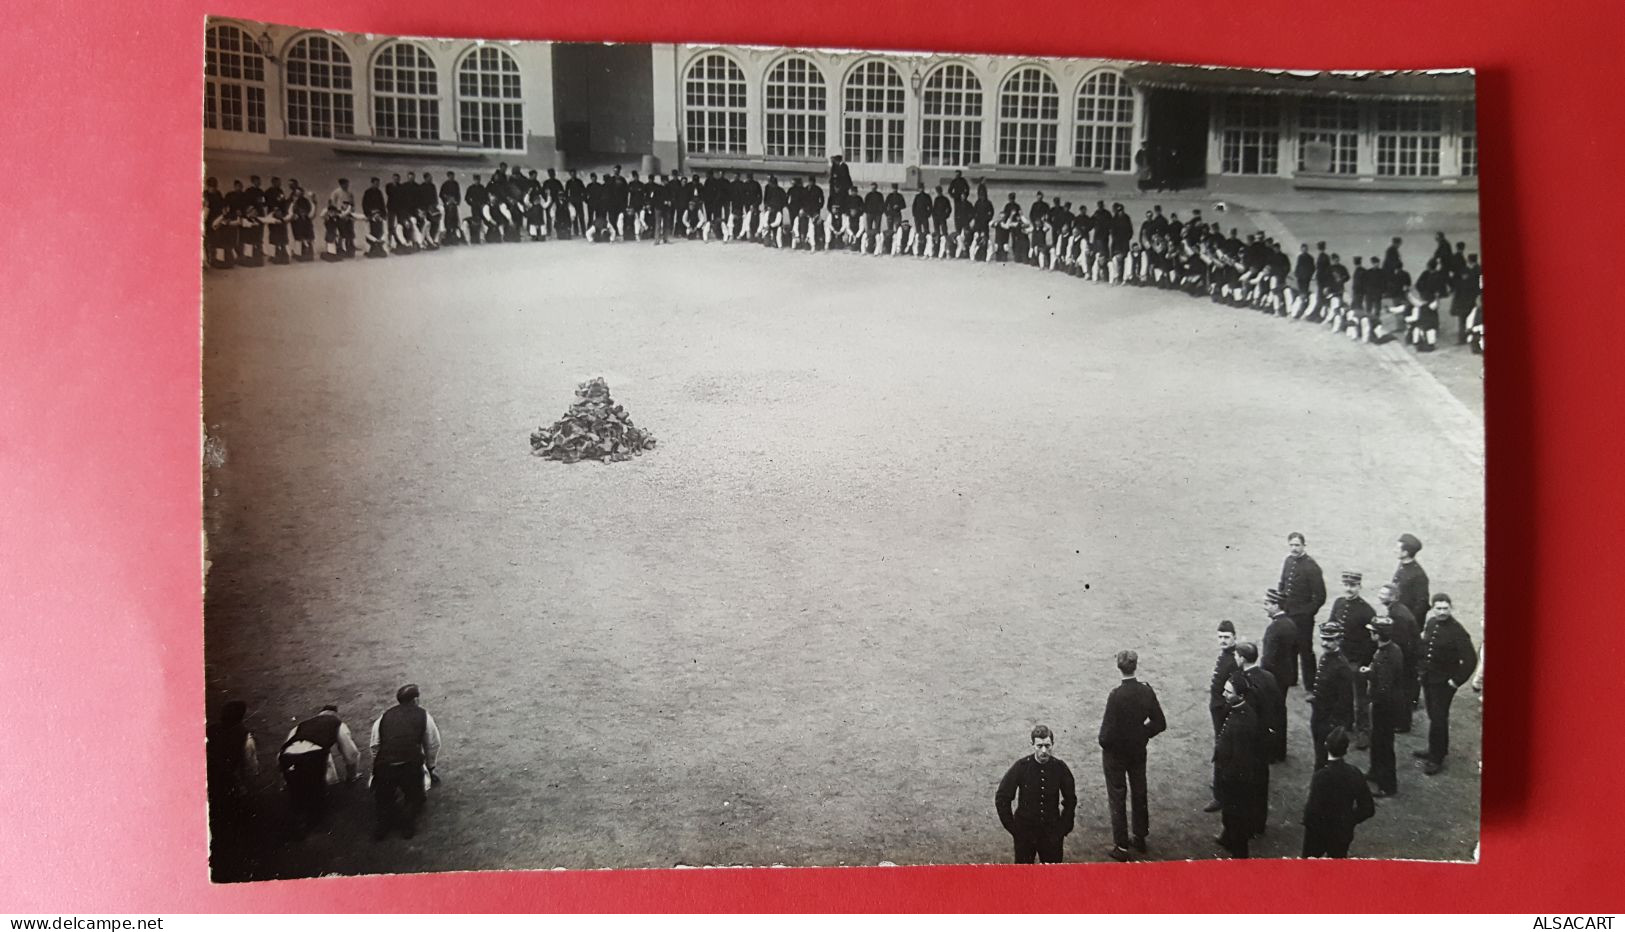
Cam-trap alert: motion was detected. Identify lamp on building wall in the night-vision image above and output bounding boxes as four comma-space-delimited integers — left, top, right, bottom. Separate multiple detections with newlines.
909, 67, 924, 96
256, 31, 277, 63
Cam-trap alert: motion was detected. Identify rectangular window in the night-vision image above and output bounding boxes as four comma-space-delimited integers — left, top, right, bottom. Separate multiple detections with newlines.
1296, 98, 1359, 174
1220, 95, 1280, 175
1375, 100, 1443, 177
1460, 104, 1478, 177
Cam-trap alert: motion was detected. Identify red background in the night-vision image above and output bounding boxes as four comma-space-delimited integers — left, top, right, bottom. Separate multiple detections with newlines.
2, 0, 1621, 912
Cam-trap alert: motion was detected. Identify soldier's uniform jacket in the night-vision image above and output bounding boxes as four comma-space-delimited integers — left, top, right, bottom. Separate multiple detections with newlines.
1210, 648, 1240, 712
1366, 640, 1405, 704
1213, 702, 1265, 785
995, 754, 1076, 836
1098, 678, 1168, 754
1310, 652, 1355, 733
1421, 614, 1478, 687
1262, 612, 1299, 688
1392, 561, 1430, 625
1330, 597, 1377, 666
1301, 759, 1374, 841
1279, 554, 1328, 616
1242, 666, 1283, 750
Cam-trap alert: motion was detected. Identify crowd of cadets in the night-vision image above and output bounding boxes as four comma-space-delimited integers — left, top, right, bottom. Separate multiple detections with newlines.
203, 158, 1487, 354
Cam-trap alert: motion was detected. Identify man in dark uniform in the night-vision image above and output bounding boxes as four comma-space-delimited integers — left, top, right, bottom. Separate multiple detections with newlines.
369, 684, 442, 841
1097, 650, 1167, 861
862, 183, 885, 253
802, 177, 825, 249
1308, 620, 1355, 771
1328, 571, 1377, 749
1109, 203, 1134, 284
1278, 531, 1327, 692
951, 192, 975, 259
439, 172, 463, 245
883, 183, 906, 239
1261, 594, 1300, 763
626, 170, 647, 240
995, 724, 1077, 863
361, 176, 387, 225
564, 170, 587, 237
930, 186, 952, 258
1362, 613, 1405, 796
948, 170, 970, 203
1213, 673, 1265, 858
828, 154, 853, 201
464, 174, 487, 245
1416, 594, 1478, 775
585, 172, 606, 240
277, 703, 359, 837
605, 166, 630, 240
1392, 534, 1431, 634
1377, 582, 1422, 732
972, 191, 994, 262
1452, 252, 1482, 343
1300, 727, 1374, 858
762, 175, 787, 247
911, 186, 934, 256
1203, 619, 1240, 813
1236, 641, 1281, 839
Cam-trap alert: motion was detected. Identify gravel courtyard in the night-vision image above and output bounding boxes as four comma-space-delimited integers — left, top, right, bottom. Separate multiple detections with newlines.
203, 235, 1484, 880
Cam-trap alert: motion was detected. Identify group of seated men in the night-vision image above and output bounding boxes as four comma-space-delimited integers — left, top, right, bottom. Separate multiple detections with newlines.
201, 158, 1484, 355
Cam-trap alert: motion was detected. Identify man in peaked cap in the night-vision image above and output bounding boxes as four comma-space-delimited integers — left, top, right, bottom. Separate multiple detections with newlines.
1392, 534, 1431, 630
1328, 571, 1377, 750
1362, 613, 1405, 796
1308, 620, 1355, 771
1204, 620, 1240, 813
1377, 581, 1423, 732
1235, 642, 1280, 839
1213, 672, 1265, 858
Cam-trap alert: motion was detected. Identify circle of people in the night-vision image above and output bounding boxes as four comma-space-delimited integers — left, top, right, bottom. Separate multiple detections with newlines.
201, 154, 1486, 354
996, 530, 1481, 865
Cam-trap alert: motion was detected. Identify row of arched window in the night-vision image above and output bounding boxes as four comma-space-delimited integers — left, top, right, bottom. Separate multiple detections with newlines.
686, 54, 1139, 172
205, 25, 526, 150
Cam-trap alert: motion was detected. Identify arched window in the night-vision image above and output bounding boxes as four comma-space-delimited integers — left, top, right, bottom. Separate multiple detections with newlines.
285, 35, 355, 139
1074, 71, 1135, 172
842, 61, 905, 164
921, 64, 982, 167
684, 53, 747, 155
765, 57, 827, 158
997, 66, 1059, 166
458, 46, 524, 151
373, 42, 440, 141
205, 25, 267, 134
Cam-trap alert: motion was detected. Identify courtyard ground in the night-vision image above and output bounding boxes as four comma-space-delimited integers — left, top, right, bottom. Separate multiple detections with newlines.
203, 229, 1484, 880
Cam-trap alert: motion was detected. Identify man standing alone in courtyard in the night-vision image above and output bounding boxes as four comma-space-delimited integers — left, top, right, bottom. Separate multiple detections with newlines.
996, 725, 1077, 863
1097, 651, 1167, 861
1278, 532, 1327, 692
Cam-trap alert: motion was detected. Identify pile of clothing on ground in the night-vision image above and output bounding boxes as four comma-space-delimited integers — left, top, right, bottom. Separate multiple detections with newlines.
529, 377, 657, 463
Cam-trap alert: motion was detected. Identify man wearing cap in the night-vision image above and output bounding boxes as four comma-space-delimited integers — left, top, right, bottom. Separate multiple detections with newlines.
278, 704, 360, 836
1376, 582, 1422, 732
1278, 533, 1327, 693
1236, 642, 1281, 838
1416, 594, 1478, 775
1213, 673, 1265, 858
1204, 620, 1240, 813
995, 724, 1077, 863
1392, 534, 1431, 632
1308, 621, 1355, 771
1097, 650, 1167, 861
1328, 572, 1377, 749
369, 684, 442, 841
1300, 726, 1375, 858
1362, 613, 1405, 796
1260, 591, 1298, 761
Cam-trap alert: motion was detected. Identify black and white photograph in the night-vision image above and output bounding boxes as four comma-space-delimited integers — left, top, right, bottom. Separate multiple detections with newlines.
200, 19, 1485, 881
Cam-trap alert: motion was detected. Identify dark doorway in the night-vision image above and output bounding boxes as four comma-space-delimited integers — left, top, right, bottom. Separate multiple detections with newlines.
1143, 89, 1210, 190
551, 44, 655, 168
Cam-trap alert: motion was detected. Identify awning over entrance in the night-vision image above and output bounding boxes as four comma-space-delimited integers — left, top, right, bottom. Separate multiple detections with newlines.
1123, 63, 1475, 100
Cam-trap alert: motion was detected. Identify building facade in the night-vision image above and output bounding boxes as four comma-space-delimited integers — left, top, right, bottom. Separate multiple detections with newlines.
206, 19, 1475, 192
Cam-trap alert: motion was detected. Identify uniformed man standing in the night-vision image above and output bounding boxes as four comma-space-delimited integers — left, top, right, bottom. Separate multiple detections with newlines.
1300, 727, 1374, 858
1363, 613, 1405, 796
1204, 620, 1240, 813
1376, 582, 1423, 733
1278, 532, 1328, 692
1416, 594, 1478, 776
1308, 620, 1355, 770
1097, 650, 1167, 861
1236, 641, 1281, 839
464, 174, 487, 245
1213, 673, 1265, 858
828, 154, 853, 202
1328, 572, 1376, 749
995, 725, 1077, 863
1392, 534, 1431, 632
1260, 591, 1298, 762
